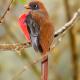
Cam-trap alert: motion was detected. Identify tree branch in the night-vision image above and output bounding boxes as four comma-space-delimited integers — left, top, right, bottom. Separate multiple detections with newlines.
54, 8, 80, 37
0, 0, 14, 23
0, 42, 31, 51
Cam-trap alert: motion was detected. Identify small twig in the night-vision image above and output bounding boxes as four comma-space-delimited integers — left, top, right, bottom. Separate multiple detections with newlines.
54, 8, 80, 38
0, 42, 31, 51
0, 0, 14, 23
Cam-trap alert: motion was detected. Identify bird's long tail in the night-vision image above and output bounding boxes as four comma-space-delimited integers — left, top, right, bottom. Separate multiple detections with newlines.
41, 52, 48, 80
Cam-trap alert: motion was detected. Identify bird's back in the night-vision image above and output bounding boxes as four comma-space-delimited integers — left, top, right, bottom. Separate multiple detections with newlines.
31, 11, 54, 53
39, 19, 54, 53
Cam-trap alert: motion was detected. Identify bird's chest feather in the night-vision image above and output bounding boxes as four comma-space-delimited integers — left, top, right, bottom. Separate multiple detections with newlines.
26, 13, 54, 53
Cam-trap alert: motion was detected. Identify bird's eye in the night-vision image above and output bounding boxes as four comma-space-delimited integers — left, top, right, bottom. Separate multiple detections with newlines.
30, 3, 39, 10
33, 4, 38, 9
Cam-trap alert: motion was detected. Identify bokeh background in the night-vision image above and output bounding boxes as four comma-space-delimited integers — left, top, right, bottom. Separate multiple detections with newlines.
0, 0, 80, 80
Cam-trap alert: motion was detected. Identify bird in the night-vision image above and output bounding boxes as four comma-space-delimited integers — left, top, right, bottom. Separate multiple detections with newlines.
18, 0, 54, 80
24, 0, 54, 54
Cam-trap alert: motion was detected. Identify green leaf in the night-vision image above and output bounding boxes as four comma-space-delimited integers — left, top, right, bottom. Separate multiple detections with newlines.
18, 0, 26, 4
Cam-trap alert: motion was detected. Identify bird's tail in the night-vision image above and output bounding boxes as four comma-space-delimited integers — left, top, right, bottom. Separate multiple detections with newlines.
41, 52, 49, 80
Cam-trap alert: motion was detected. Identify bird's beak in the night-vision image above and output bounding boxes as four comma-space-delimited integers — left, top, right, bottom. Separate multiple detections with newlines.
24, 5, 30, 9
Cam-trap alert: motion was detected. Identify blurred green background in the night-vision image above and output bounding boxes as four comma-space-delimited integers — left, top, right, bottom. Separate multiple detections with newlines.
0, 0, 80, 80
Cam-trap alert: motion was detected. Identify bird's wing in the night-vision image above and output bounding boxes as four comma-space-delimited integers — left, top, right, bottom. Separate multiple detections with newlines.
25, 14, 43, 53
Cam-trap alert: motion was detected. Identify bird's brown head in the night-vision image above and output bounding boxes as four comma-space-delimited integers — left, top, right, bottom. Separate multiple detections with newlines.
24, 0, 48, 17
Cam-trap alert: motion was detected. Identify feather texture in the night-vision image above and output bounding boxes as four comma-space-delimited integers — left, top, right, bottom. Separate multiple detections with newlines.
25, 14, 43, 53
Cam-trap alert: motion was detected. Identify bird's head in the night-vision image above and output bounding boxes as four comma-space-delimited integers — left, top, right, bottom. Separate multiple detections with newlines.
24, 0, 48, 17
